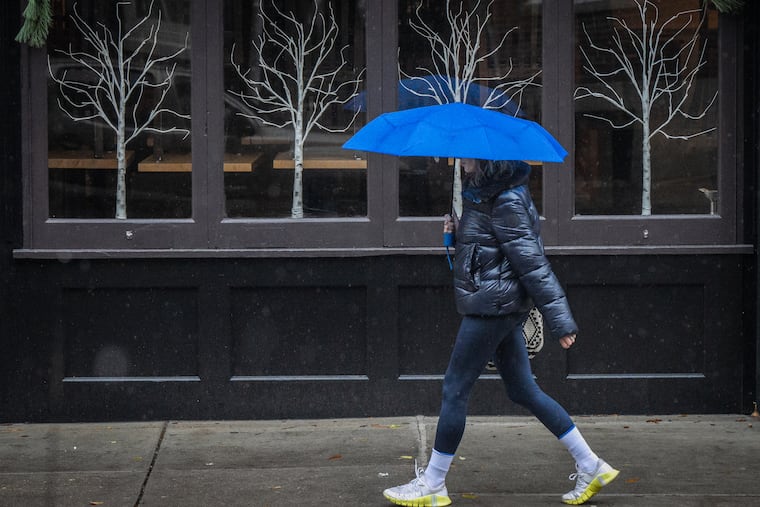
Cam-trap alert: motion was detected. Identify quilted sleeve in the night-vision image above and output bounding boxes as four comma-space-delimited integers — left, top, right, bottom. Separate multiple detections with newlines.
491, 192, 578, 339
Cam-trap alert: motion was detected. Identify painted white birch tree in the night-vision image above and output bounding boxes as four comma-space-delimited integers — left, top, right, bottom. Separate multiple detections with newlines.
402, 0, 540, 217
48, 0, 190, 220
230, 0, 364, 219
48, 2, 190, 219
575, 0, 717, 215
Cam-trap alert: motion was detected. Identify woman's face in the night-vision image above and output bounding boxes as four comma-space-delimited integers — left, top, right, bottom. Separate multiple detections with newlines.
461, 158, 478, 174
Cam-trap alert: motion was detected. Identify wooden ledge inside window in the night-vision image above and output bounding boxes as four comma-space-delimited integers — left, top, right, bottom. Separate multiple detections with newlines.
137, 152, 261, 173
273, 152, 367, 170
48, 150, 135, 169
447, 158, 543, 166
240, 135, 292, 146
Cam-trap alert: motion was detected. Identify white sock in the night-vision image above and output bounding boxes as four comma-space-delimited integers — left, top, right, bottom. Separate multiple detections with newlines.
424, 449, 454, 489
559, 425, 599, 473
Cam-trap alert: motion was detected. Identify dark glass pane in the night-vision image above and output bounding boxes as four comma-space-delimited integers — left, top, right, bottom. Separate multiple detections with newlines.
574, 0, 719, 216
47, 0, 192, 219
223, 0, 367, 218
397, 0, 544, 217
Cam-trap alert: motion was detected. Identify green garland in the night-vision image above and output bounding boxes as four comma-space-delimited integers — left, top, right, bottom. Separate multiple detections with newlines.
707, 0, 746, 13
15, 0, 52, 48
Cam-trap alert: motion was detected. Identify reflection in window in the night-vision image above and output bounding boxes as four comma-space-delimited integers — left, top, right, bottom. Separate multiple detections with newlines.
224, 0, 367, 219
397, 0, 543, 217
47, 0, 192, 219
574, 0, 718, 216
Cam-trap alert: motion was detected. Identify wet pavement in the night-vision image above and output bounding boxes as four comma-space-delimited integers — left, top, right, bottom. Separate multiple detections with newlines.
1, 414, 759, 506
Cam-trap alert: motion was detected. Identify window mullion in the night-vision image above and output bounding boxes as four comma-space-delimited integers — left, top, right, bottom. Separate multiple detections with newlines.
201, 0, 224, 247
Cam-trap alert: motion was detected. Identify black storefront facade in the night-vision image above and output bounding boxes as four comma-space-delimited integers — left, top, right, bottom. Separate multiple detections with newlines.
1, 0, 758, 423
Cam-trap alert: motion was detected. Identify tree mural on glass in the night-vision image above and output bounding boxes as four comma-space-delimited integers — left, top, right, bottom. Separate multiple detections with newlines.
402, 0, 540, 217
230, 0, 364, 219
48, 0, 190, 220
575, 0, 717, 216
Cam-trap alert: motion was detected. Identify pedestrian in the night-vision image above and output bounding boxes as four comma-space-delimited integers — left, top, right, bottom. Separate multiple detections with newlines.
383, 158, 619, 506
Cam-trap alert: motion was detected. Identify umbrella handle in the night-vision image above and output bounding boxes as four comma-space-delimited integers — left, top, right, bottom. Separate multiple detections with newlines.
443, 213, 456, 271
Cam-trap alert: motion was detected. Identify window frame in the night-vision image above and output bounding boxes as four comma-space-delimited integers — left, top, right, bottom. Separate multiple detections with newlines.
18, 0, 745, 255
548, 2, 743, 248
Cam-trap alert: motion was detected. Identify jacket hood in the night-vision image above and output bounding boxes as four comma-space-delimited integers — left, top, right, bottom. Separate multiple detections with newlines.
462, 160, 531, 203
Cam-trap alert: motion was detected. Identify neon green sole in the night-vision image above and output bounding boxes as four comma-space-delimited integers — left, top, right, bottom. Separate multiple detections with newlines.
383, 492, 452, 507
562, 468, 620, 505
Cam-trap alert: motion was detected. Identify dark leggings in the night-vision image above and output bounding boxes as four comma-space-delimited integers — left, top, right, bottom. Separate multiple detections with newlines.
433, 314, 574, 455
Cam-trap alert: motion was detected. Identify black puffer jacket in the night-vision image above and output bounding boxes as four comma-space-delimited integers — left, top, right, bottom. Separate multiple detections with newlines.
453, 160, 577, 339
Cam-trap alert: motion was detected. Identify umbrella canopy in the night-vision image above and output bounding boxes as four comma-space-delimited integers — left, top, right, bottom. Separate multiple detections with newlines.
342, 102, 567, 162
344, 75, 521, 116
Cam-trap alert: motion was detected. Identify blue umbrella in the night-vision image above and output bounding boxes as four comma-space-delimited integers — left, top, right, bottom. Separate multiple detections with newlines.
344, 75, 522, 116
342, 102, 567, 162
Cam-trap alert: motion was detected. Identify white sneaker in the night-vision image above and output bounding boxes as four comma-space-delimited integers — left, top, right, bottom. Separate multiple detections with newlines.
383, 466, 452, 506
562, 459, 619, 505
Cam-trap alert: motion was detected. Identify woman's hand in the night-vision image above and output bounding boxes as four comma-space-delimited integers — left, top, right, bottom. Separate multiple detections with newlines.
443, 213, 456, 233
559, 334, 576, 349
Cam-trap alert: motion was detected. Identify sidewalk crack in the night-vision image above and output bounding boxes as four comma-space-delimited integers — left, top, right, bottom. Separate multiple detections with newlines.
415, 415, 428, 467
134, 420, 168, 506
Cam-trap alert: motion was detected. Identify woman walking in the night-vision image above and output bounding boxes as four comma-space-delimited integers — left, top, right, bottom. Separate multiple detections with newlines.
383, 158, 619, 506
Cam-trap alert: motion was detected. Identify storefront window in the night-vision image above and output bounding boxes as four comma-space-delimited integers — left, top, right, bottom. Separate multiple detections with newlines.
22, 1, 741, 251
397, 0, 544, 217
574, 0, 719, 216
47, 0, 192, 219
223, 0, 367, 219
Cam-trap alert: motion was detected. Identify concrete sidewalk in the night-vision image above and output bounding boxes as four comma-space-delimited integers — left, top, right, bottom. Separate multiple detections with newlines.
1, 414, 758, 506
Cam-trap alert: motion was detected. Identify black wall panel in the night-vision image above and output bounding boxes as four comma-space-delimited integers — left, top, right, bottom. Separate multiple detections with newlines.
230, 286, 368, 377
398, 286, 458, 376
60, 287, 199, 378
567, 284, 705, 375
0, 254, 751, 422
